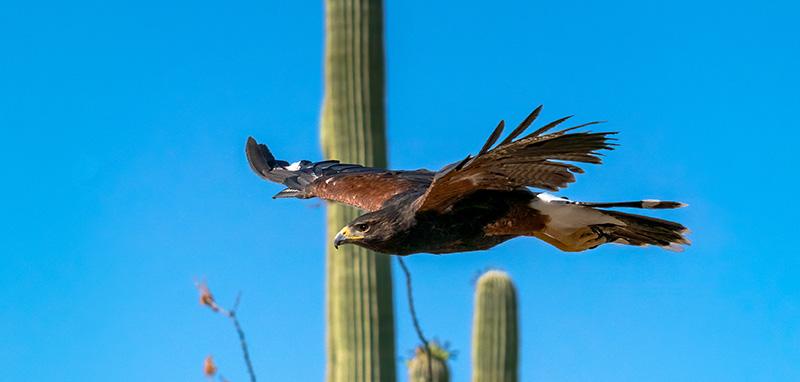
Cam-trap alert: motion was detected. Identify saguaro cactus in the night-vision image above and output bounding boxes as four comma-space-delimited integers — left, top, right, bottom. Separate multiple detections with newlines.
321, 0, 396, 381
407, 343, 451, 382
471, 270, 519, 382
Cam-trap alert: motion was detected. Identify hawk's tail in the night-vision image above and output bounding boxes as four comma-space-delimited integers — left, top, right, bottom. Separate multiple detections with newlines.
570, 199, 691, 250
530, 193, 690, 252
590, 209, 691, 251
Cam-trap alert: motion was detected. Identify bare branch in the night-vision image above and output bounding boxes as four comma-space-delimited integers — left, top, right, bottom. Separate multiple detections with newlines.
196, 282, 257, 382
397, 257, 433, 382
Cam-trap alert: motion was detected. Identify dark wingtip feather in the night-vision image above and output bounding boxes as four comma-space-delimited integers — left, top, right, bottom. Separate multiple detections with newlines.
479, 120, 505, 155
453, 154, 473, 171
558, 120, 606, 133
499, 105, 543, 145
525, 115, 573, 139
273, 188, 304, 199
246, 136, 276, 177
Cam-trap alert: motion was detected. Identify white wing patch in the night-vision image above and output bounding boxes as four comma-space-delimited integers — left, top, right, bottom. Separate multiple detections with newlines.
284, 161, 303, 171
535, 192, 569, 203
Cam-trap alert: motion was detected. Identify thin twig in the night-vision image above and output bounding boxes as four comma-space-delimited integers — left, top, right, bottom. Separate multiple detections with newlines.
397, 257, 433, 382
223, 292, 256, 382
230, 292, 242, 313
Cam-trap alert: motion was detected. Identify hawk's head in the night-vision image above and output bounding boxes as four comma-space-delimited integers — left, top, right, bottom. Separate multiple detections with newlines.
333, 209, 408, 252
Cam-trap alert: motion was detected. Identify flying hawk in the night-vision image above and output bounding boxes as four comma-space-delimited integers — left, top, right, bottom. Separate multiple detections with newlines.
246, 106, 689, 255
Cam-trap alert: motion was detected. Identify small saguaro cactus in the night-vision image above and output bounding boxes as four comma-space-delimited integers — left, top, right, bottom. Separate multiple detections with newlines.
471, 270, 519, 382
407, 342, 451, 382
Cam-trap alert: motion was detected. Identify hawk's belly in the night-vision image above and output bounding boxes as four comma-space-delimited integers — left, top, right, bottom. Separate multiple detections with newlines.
387, 201, 531, 255
368, 190, 540, 255
387, 219, 517, 255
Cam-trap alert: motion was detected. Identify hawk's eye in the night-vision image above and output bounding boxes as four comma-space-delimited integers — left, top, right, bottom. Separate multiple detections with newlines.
354, 223, 370, 232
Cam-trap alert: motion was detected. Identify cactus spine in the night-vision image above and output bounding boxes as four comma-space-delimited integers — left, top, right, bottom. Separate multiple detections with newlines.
321, 0, 396, 381
471, 270, 519, 382
407, 343, 451, 382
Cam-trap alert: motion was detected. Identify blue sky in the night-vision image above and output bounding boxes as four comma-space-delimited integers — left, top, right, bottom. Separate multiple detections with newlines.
1, 0, 798, 381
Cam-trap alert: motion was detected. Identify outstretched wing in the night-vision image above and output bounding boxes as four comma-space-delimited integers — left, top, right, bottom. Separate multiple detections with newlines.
414, 106, 616, 213
246, 137, 433, 211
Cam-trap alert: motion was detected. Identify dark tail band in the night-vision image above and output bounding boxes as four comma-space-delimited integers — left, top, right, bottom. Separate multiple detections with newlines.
578, 200, 687, 209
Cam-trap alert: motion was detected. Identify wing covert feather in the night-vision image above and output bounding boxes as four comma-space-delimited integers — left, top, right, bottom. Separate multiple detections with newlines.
414, 107, 616, 212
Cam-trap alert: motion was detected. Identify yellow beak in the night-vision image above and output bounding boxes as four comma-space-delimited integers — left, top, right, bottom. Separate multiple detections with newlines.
333, 226, 364, 249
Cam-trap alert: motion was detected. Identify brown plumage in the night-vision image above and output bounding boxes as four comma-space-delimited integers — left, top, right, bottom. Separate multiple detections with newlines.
246, 106, 689, 255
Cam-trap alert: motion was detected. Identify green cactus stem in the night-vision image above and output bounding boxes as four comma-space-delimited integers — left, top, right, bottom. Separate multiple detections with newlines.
471, 270, 519, 382
321, 0, 396, 381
